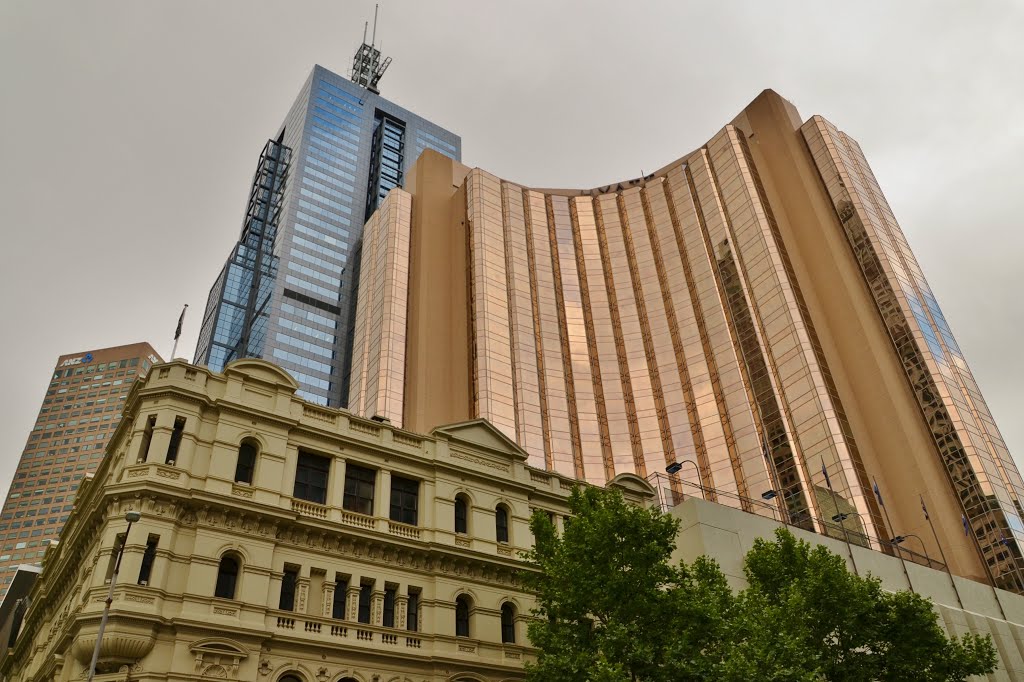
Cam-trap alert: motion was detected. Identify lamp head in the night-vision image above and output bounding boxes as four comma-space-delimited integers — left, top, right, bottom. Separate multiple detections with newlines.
124, 511, 142, 523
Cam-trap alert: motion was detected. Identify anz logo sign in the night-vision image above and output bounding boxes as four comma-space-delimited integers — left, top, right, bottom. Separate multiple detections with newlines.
59, 353, 94, 368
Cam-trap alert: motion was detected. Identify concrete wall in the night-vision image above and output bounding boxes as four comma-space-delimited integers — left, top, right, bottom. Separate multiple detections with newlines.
670, 497, 1024, 681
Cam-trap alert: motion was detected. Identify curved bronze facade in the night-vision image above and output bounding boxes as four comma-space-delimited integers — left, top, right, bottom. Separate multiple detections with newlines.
349, 89, 1024, 591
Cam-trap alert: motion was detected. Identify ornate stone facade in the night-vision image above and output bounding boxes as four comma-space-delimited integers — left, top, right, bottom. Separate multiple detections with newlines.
0, 359, 653, 682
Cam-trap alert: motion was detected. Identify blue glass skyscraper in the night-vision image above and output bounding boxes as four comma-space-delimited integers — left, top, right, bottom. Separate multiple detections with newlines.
195, 63, 461, 406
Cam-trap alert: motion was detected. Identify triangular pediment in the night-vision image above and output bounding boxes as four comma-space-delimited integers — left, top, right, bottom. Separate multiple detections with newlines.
430, 419, 528, 462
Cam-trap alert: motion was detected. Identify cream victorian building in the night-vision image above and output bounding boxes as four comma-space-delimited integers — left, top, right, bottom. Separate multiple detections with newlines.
0, 359, 653, 682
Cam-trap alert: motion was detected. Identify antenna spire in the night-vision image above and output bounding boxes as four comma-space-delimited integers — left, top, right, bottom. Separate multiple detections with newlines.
371, 4, 379, 46
350, 4, 391, 94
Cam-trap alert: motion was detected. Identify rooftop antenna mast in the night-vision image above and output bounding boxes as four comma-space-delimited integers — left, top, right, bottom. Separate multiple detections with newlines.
350, 4, 391, 94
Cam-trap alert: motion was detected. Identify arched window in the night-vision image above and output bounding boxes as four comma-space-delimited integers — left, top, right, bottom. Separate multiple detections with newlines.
215, 555, 239, 599
455, 595, 471, 637
501, 603, 516, 644
279, 675, 303, 682
454, 494, 469, 534
495, 505, 510, 544
235, 440, 258, 484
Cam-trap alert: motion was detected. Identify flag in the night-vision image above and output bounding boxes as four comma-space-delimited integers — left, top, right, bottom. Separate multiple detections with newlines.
174, 304, 188, 341
920, 495, 929, 520
872, 480, 884, 507
821, 461, 832, 490
962, 514, 970, 537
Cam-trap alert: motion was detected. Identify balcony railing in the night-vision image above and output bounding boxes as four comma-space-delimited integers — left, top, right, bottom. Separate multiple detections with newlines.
291, 498, 329, 519
265, 610, 523, 662
647, 472, 945, 572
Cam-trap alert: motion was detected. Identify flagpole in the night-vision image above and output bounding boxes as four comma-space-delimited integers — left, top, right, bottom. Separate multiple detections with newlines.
822, 459, 859, 577
919, 494, 966, 611
872, 477, 914, 594
170, 304, 188, 360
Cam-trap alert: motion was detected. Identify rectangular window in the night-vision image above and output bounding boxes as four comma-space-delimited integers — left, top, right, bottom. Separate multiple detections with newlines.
383, 585, 396, 627
293, 452, 330, 504
406, 589, 420, 632
343, 464, 375, 515
138, 415, 156, 462
137, 535, 158, 585
279, 566, 299, 611
235, 442, 257, 484
358, 581, 373, 624
389, 476, 419, 526
332, 575, 348, 619
165, 416, 186, 464
105, 533, 126, 582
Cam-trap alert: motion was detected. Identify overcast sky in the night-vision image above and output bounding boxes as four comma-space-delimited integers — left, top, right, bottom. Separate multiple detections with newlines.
1, 1, 1022, 501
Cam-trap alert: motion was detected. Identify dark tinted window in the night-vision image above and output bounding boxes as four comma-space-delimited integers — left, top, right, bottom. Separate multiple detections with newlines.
165, 416, 186, 464
137, 535, 158, 585
501, 603, 516, 643
294, 452, 330, 504
383, 586, 396, 627
279, 567, 298, 611
496, 506, 510, 543
454, 496, 468, 534
407, 590, 419, 632
358, 582, 373, 624
343, 464, 375, 515
332, 577, 347, 619
455, 595, 470, 637
215, 556, 238, 599
389, 476, 418, 525
235, 442, 257, 483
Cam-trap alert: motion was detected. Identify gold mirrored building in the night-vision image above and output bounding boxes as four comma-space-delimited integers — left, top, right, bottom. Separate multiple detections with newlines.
349, 89, 1024, 592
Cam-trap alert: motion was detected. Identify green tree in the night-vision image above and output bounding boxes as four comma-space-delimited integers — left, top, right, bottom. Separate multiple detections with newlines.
522, 485, 734, 682
731, 529, 998, 682
523, 486, 997, 682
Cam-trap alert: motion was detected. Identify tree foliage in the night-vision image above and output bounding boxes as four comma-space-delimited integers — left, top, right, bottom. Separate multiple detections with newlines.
523, 486, 997, 682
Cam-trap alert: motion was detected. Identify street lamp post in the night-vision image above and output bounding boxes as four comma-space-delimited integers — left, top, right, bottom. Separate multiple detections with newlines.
665, 460, 704, 500
889, 533, 931, 565
87, 511, 141, 682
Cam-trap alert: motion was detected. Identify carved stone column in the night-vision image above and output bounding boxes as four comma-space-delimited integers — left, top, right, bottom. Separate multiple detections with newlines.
296, 577, 310, 614
322, 582, 335, 618
395, 594, 409, 630
346, 585, 361, 622
371, 589, 385, 626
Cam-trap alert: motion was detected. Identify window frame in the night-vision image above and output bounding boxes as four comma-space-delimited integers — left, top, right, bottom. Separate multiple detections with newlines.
382, 585, 397, 627
501, 603, 516, 644
343, 463, 376, 515
357, 581, 373, 624
214, 555, 239, 600
293, 451, 330, 504
389, 475, 419, 526
279, 565, 299, 611
137, 534, 159, 585
332, 576, 348, 620
454, 495, 468, 534
235, 441, 258, 484
495, 505, 510, 544
455, 595, 471, 638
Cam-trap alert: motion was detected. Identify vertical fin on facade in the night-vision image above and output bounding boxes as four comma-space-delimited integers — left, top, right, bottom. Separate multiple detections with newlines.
550, 195, 601, 482
501, 182, 547, 470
